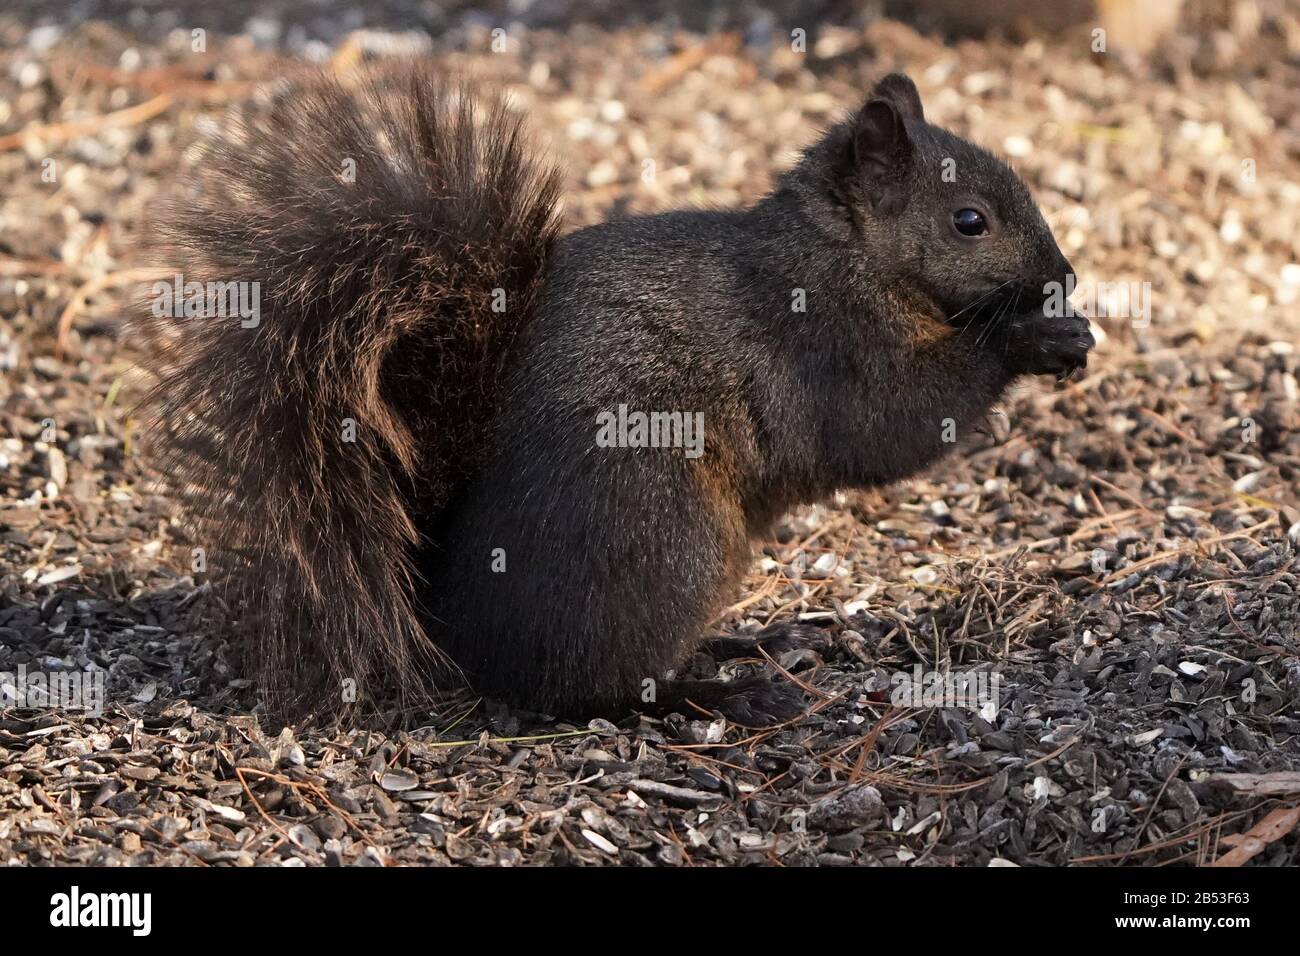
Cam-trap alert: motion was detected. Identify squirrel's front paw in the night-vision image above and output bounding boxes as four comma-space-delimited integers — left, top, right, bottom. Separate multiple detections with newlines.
998, 313, 1094, 377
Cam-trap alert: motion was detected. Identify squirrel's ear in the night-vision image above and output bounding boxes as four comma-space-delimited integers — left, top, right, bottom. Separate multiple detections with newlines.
849, 95, 914, 215
870, 73, 925, 125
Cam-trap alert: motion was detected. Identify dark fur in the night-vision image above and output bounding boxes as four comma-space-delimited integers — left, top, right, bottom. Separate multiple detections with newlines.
140, 69, 1089, 723
138, 69, 561, 715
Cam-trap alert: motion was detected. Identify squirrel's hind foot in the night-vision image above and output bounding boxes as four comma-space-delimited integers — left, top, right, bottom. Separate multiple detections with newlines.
651, 677, 808, 727
703, 622, 833, 662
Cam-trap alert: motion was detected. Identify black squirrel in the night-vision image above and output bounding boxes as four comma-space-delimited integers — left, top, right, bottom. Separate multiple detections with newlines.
139, 67, 1092, 725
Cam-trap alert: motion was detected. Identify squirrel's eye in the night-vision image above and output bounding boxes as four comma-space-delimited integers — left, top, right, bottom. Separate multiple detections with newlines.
953, 208, 988, 237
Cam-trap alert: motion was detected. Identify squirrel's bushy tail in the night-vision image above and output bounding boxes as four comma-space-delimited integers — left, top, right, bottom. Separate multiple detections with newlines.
138, 68, 561, 718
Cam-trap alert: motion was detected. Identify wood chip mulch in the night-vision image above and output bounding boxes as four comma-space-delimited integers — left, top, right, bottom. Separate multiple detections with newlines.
1, 0, 1298, 865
